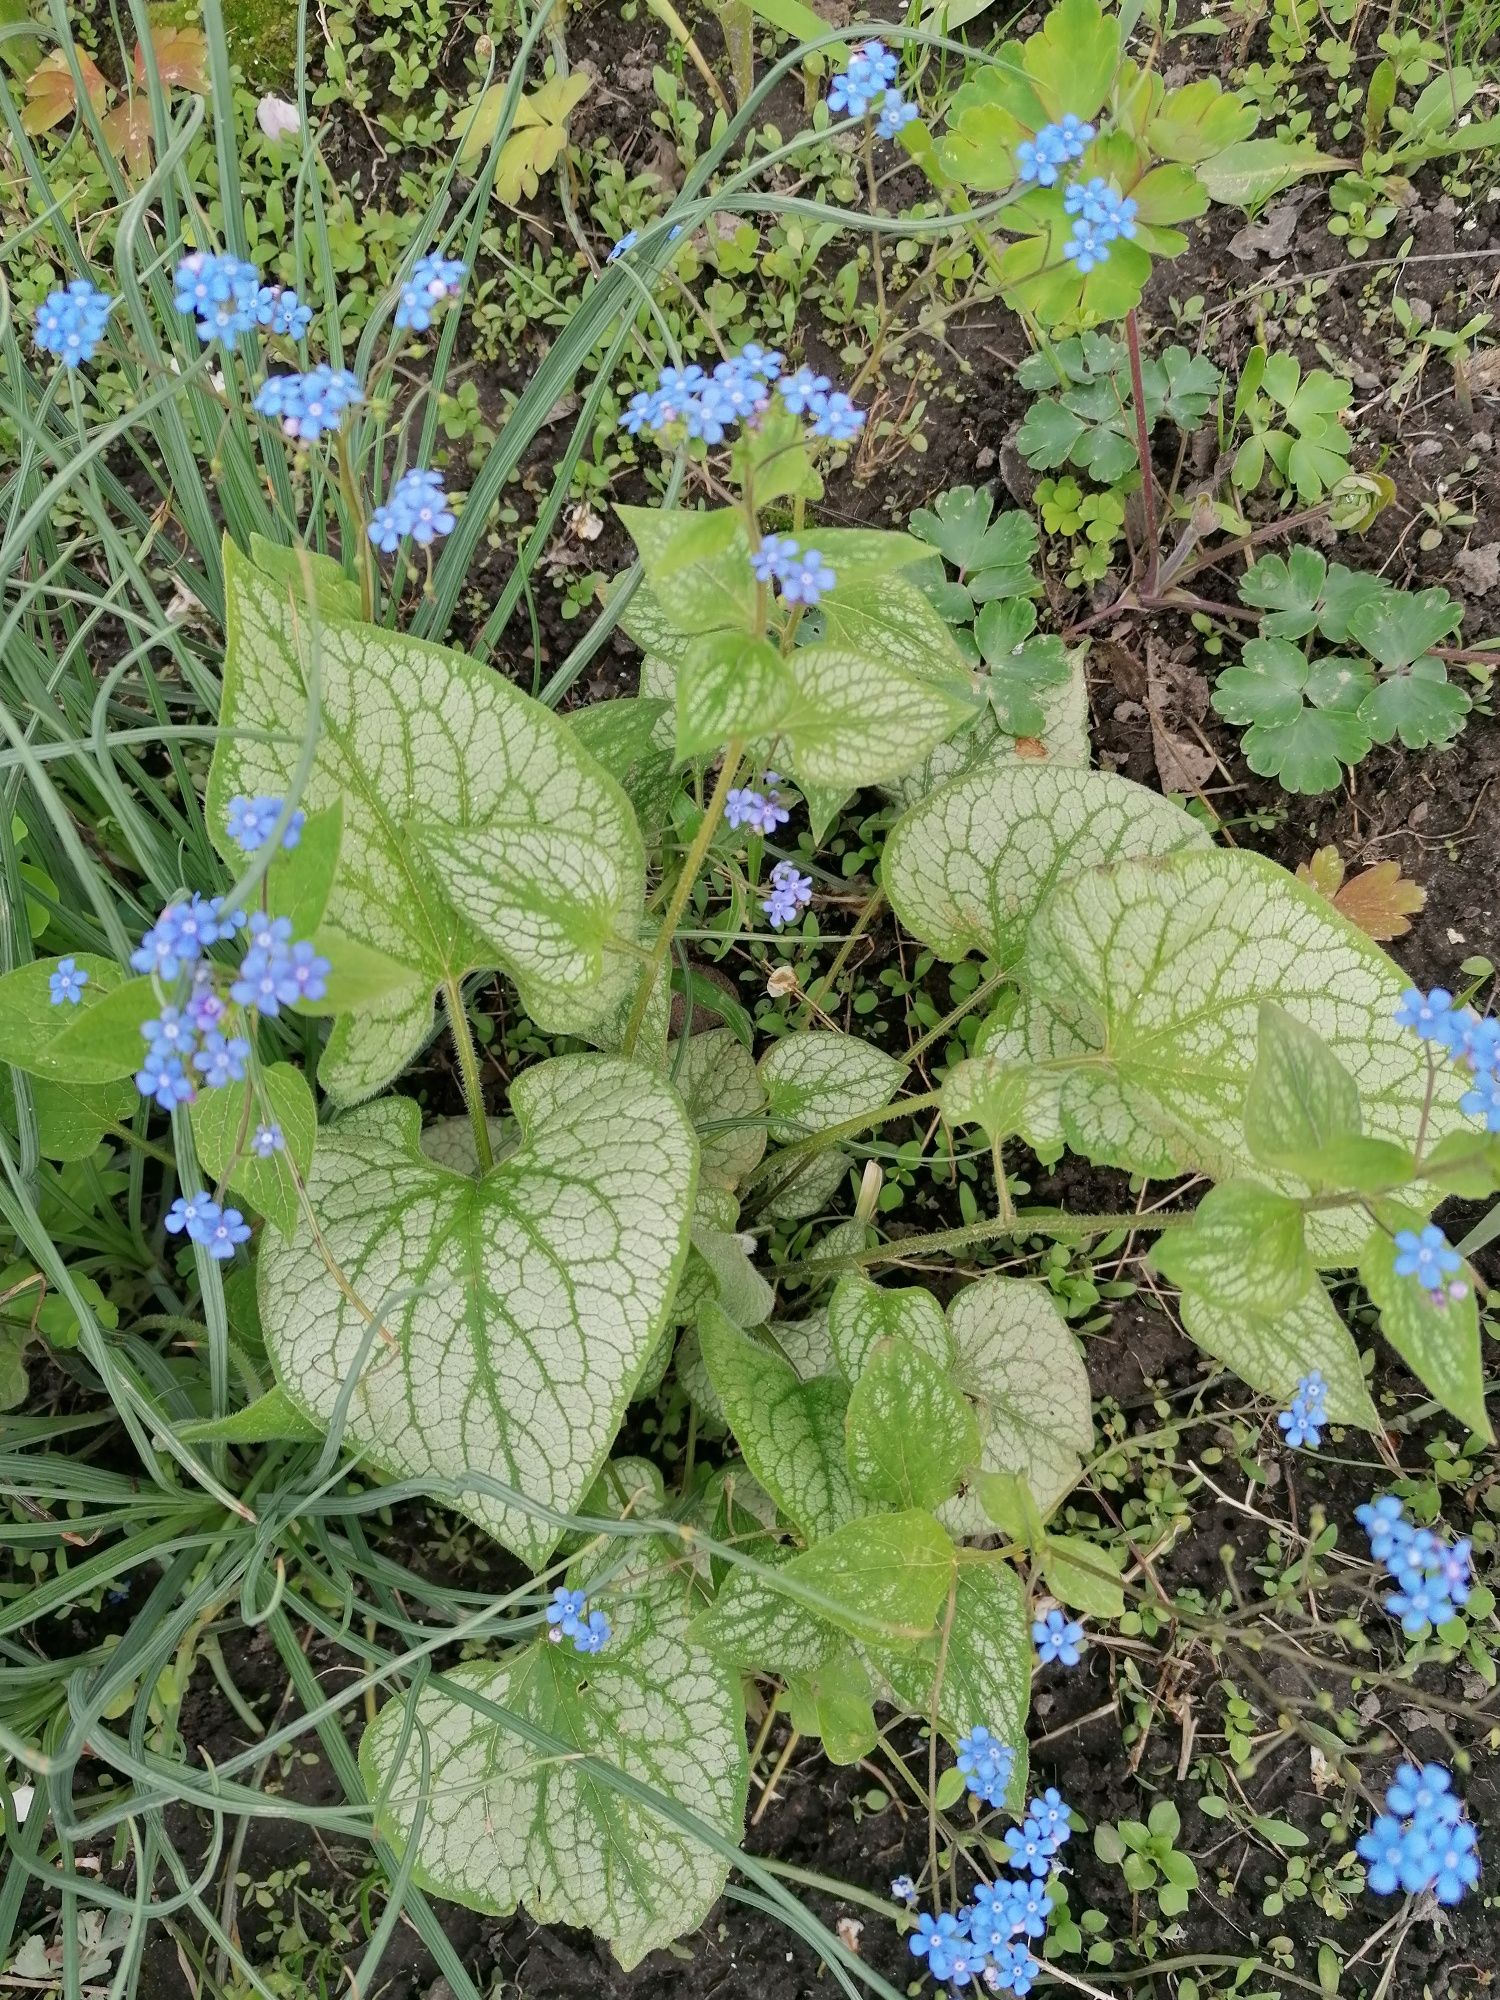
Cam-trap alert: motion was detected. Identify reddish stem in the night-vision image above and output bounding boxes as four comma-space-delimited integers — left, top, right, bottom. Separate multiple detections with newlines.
1124, 309, 1160, 598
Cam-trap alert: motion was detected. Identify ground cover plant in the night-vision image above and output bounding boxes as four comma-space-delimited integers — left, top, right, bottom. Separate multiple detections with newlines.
1, 1, 1498, 1998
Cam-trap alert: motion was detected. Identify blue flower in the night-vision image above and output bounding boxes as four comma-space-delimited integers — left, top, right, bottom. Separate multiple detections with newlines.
762, 861, 812, 931
226, 794, 306, 853
253, 365, 363, 442
890, 1875, 917, 1904
136, 1047, 196, 1109
192, 1031, 252, 1090
828, 39, 899, 118
165, 1190, 217, 1239
1063, 220, 1113, 273
1460, 1069, 1500, 1131
751, 533, 799, 585
1063, 177, 1136, 240
909, 1911, 970, 1979
987, 1941, 1038, 1996
131, 895, 242, 982
1456, 1012, 1500, 1072
1357, 1494, 1472, 1635
201, 1204, 252, 1259
711, 354, 771, 420
395, 253, 467, 331
1018, 116, 1095, 184
811, 391, 865, 443
956, 1725, 1015, 1807
244, 914, 294, 956
736, 342, 784, 381
1359, 1762, 1478, 1905
777, 366, 830, 417
876, 91, 918, 141
34, 280, 117, 367
573, 1608, 611, 1653
1278, 1369, 1329, 1449
1393, 985, 1458, 1044
725, 785, 790, 837
173, 251, 262, 346
368, 468, 458, 552
1032, 1607, 1085, 1666
254, 286, 313, 339
1392, 1223, 1460, 1291
1025, 1790, 1069, 1848
252, 1122, 285, 1158
779, 548, 837, 605
607, 230, 639, 262
547, 1586, 587, 1638
141, 1007, 195, 1057
48, 959, 87, 1006
968, 1877, 1024, 1954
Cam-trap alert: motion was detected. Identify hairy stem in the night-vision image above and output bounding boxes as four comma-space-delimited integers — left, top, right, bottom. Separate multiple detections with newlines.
1123, 308, 1159, 598
443, 977, 493, 1174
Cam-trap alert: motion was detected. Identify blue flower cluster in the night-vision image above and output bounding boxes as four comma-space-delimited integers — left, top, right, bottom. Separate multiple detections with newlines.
226, 794, 306, 853
906, 1781, 1069, 1993
1062, 178, 1138, 274
174, 252, 262, 346
752, 534, 839, 605
621, 348, 864, 450
47, 958, 88, 1006
1016, 116, 1093, 186
1356, 1494, 1473, 1635
253, 364, 364, 443
368, 468, 457, 553
130, 802, 329, 1113
1357, 1763, 1480, 1905
255, 285, 313, 340
762, 861, 812, 931
34, 280, 117, 368
1032, 1607, 1086, 1666
956, 1726, 1014, 1807
546, 1586, 611, 1654
395, 253, 468, 332
828, 40, 915, 139
726, 776, 790, 837
1395, 984, 1500, 1131
165, 1189, 252, 1261
1278, 1369, 1328, 1449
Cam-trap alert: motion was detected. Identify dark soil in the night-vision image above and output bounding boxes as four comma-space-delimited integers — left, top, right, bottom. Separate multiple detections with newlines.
15, 0, 1500, 1996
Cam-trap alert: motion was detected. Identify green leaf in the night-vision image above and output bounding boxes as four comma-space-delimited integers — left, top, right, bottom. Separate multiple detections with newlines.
1042, 1533, 1125, 1618
1147, 78, 1258, 161
676, 631, 794, 758
974, 600, 1071, 737
259, 1057, 696, 1566
780, 644, 973, 788
248, 534, 362, 621
0, 1068, 134, 1162
615, 506, 756, 637
943, 1276, 1092, 1519
698, 1305, 860, 1541
803, 528, 931, 578
0, 954, 144, 1082
1244, 1003, 1363, 1174
1020, 0, 1119, 119
265, 802, 342, 938
178, 1384, 324, 1444
940, 1056, 1035, 1142
883, 764, 1210, 967
189, 1061, 316, 1236
845, 1338, 980, 1509
758, 1030, 907, 1142
1243, 705, 1373, 795
1020, 848, 1469, 1258
1176, 1278, 1378, 1428
1359, 1222, 1489, 1436
693, 1510, 955, 1660
828, 1272, 953, 1379
1015, 399, 1093, 473
873, 1565, 1030, 1800
815, 578, 972, 686
1358, 658, 1469, 750
1197, 139, 1344, 207
908, 489, 1038, 589
361, 1535, 746, 1970
1152, 1181, 1314, 1315
785, 1651, 878, 1765
211, 541, 645, 1103
670, 1031, 766, 1191
1238, 548, 1329, 640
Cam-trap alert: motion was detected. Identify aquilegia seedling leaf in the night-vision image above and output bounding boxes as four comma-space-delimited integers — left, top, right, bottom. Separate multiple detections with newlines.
361, 1531, 747, 1969
258, 1055, 696, 1567
210, 540, 645, 1103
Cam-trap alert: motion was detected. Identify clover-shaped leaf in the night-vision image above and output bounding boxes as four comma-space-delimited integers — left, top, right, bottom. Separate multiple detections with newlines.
1238, 549, 1329, 639
1348, 586, 1462, 670
1213, 641, 1373, 794
1146, 78, 1259, 162
908, 488, 1039, 604
1358, 656, 1470, 749
975, 599, 1071, 738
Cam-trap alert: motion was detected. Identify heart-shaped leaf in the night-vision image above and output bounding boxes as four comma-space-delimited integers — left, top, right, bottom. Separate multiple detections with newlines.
361, 1533, 746, 1969
259, 1056, 696, 1566
210, 540, 644, 1103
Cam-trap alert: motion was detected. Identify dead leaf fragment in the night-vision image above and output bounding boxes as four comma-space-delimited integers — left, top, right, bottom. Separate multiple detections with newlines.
1296, 846, 1426, 939
22, 48, 106, 133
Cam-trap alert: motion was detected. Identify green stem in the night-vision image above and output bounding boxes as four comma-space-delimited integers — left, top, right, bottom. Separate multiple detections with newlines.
777, 1205, 1195, 1279
443, 977, 493, 1173
905, 965, 1012, 1065
758, 1859, 905, 1922
335, 429, 375, 622
747, 1089, 943, 1210
797, 886, 885, 1024
623, 742, 744, 1056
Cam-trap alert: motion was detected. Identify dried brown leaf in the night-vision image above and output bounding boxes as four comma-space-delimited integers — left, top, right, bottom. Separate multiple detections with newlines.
1298, 846, 1425, 939
22, 49, 106, 134
135, 25, 210, 92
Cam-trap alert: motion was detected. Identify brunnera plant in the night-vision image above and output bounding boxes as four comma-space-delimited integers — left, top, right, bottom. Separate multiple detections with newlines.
2, 5, 1492, 1984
